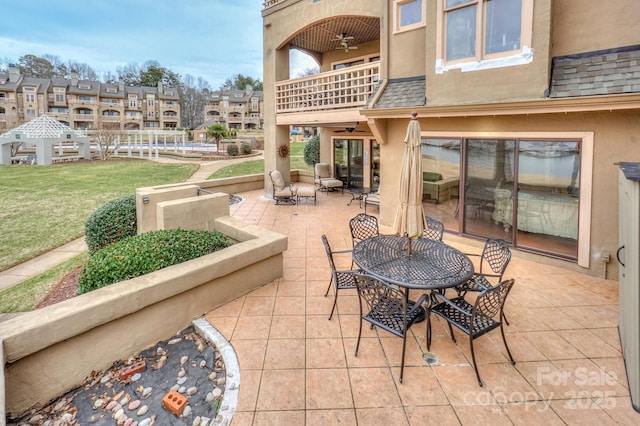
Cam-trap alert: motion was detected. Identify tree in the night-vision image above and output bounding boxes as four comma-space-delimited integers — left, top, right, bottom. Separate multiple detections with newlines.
42, 54, 68, 78
116, 63, 141, 85
296, 66, 320, 78
66, 61, 98, 80
18, 54, 55, 78
179, 74, 210, 129
206, 123, 229, 149
91, 126, 125, 160
221, 74, 263, 91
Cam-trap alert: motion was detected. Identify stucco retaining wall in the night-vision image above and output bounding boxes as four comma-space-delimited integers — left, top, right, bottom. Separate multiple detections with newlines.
0, 214, 287, 418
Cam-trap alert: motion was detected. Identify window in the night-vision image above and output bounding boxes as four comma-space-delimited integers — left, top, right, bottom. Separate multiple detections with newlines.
55, 94, 65, 102
26, 108, 36, 118
78, 95, 95, 101
79, 84, 91, 90
442, 0, 525, 62
421, 131, 592, 267
394, 0, 425, 32
25, 94, 35, 103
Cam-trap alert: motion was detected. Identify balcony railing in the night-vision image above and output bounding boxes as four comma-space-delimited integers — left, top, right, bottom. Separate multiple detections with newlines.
74, 114, 95, 121
262, 0, 285, 9
275, 62, 379, 114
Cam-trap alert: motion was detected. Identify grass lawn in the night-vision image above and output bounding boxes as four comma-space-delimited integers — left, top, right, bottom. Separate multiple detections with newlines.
0, 160, 198, 271
208, 141, 311, 179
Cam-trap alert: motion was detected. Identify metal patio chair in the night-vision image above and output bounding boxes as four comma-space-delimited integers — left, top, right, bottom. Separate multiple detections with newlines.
321, 234, 357, 320
454, 238, 512, 323
353, 272, 427, 383
427, 278, 516, 386
423, 216, 445, 241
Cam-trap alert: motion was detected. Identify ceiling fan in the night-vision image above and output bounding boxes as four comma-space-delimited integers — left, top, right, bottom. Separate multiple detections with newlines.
334, 33, 358, 52
335, 126, 365, 133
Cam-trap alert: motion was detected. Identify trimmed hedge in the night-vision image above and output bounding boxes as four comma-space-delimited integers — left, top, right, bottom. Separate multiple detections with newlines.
241, 142, 252, 155
85, 194, 137, 255
78, 229, 232, 294
226, 144, 239, 156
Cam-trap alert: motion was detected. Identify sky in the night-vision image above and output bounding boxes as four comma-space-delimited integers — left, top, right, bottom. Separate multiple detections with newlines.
0, 0, 318, 89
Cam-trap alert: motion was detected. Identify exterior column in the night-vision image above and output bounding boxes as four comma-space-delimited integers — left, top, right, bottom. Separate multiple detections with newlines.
263, 23, 291, 197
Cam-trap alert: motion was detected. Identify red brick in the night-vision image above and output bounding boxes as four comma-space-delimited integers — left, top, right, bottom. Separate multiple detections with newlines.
119, 360, 146, 380
162, 390, 187, 416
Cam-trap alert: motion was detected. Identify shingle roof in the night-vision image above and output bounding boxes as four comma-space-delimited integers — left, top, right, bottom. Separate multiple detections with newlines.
370, 77, 426, 109
550, 46, 640, 98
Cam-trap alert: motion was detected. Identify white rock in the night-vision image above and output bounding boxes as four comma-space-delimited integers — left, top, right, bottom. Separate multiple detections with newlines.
131, 373, 142, 382
142, 387, 153, 398
180, 355, 189, 366
199, 360, 206, 368
182, 405, 192, 417
93, 398, 106, 409
205, 392, 215, 403
187, 386, 198, 396
192, 416, 202, 426
177, 377, 187, 385
168, 338, 182, 345
211, 388, 222, 398
137, 405, 149, 416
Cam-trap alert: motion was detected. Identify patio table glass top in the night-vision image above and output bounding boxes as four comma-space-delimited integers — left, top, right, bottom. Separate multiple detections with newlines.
352, 234, 474, 290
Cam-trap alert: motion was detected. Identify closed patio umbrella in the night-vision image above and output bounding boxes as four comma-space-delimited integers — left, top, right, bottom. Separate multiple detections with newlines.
393, 112, 427, 247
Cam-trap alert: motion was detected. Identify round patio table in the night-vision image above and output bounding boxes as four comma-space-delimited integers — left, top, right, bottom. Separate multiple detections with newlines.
352, 234, 474, 290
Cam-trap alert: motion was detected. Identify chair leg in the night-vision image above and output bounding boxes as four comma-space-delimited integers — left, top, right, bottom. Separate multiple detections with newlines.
399, 333, 408, 383
500, 324, 516, 365
469, 337, 483, 387
324, 276, 333, 297
328, 286, 339, 320
502, 311, 510, 326
447, 322, 456, 343
354, 321, 363, 357
426, 314, 432, 350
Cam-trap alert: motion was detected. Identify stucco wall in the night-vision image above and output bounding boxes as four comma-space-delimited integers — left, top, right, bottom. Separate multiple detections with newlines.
551, 0, 640, 56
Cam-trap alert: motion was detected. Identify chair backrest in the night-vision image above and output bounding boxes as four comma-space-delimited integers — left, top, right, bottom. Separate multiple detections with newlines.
349, 213, 379, 246
321, 234, 338, 273
423, 216, 444, 241
353, 273, 405, 327
314, 163, 331, 182
473, 278, 515, 323
269, 170, 286, 191
480, 238, 511, 276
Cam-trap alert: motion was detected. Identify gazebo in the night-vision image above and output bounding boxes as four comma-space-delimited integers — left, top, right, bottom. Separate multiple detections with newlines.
0, 115, 91, 165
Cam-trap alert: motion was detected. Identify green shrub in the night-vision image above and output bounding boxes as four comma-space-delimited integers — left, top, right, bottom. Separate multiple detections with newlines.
78, 229, 231, 294
84, 194, 137, 255
303, 135, 320, 166
241, 142, 252, 155
227, 143, 239, 156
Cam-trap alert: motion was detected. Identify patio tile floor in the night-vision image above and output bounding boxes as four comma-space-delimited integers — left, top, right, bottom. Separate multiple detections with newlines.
205, 187, 639, 425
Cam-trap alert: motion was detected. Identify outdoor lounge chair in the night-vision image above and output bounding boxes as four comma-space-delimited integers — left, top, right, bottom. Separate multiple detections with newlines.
269, 170, 297, 205
363, 189, 380, 213
427, 279, 516, 386
314, 163, 344, 194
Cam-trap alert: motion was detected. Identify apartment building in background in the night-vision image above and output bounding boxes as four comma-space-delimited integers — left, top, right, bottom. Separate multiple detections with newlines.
203, 86, 264, 131
0, 65, 181, 130
262, 0, 640, 278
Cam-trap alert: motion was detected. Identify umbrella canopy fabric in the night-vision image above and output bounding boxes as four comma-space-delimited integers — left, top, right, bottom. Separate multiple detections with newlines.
393, 113, 427, 239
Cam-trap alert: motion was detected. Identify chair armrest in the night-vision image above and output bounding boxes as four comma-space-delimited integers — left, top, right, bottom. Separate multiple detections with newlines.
409, 293, 429, 315
331, 248, 354, 255
431, 292, 472, 317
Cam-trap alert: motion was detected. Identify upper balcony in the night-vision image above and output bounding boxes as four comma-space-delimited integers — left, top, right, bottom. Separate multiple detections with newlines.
275, 61, 379, 115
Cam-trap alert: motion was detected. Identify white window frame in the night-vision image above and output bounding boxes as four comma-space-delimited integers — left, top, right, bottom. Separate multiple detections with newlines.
435, 0, 534, 74
393, 0, 426, 33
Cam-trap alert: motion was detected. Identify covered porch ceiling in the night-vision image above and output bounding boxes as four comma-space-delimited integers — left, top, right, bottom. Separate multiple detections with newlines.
285, 15, 380, 55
